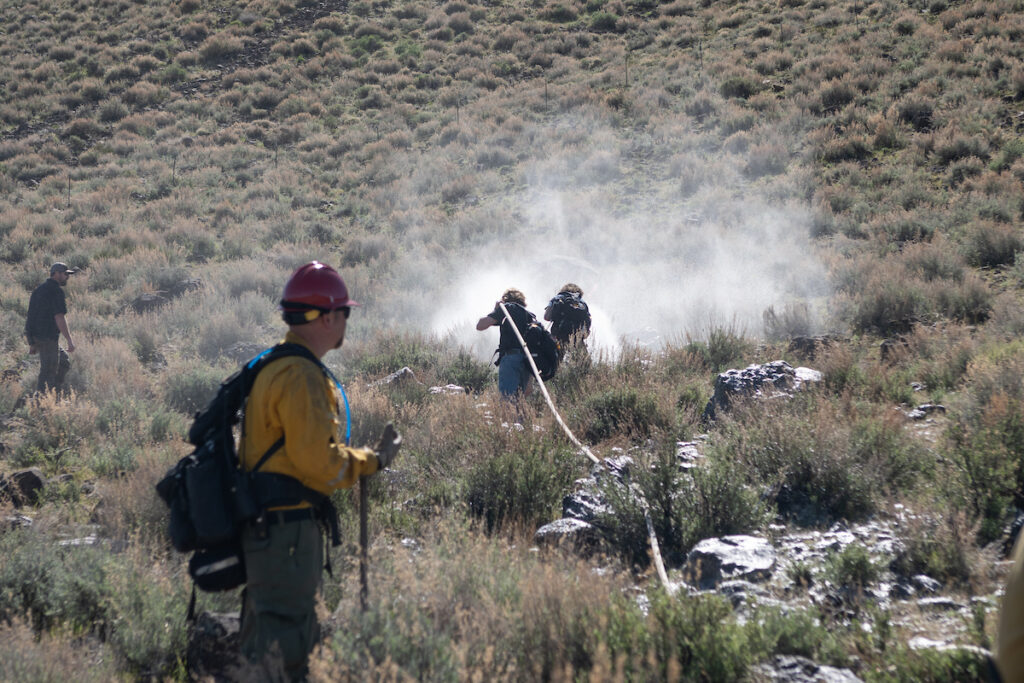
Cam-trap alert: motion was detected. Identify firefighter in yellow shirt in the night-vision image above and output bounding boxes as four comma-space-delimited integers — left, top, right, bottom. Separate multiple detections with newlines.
239, 261, 401, 680
998, 531, 1024, 682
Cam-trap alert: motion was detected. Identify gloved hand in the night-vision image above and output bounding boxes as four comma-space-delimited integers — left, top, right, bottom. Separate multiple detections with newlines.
374, 422, 402, 470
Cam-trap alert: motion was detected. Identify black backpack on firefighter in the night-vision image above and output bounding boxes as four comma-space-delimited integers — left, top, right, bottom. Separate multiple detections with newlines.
155, 343, 342, 601
524, 318, 560, 381
498, 303, 559, 381
547, 292, 591, 344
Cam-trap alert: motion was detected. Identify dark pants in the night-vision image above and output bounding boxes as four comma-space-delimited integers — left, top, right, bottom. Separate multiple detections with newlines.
33, 337, 70, 393
241, 516, 323, 681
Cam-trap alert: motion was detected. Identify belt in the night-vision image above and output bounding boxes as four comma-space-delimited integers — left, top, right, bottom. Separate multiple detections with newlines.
264, 508, 317, 526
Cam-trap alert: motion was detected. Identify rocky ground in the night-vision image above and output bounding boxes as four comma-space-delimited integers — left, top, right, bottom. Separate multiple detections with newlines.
536, 359, 1008, 681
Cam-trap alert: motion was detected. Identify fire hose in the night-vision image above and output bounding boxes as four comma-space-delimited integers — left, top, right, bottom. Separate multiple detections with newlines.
498, 302, 671, 591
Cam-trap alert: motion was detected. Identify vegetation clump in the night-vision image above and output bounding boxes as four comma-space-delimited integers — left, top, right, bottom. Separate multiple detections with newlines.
0, 0, 1021, 677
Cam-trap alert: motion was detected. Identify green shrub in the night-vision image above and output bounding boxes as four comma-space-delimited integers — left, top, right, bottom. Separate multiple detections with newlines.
963, 220, 1023, 268
350, 33, 385, 56
0, 530, 95, 631
0, 620, 120, 682
646, 589, 752, 681
749, 607, 847, 665
897, 98, 933, 131
684, 92, 717, 121
991, 137, 1024, 172
199, 33, 244, 63
746, 142, 789, 177
582, 388, 668, 442
843, 271, 929, 335
720, 76, 758, 99
818, 79, 856, 111
818, 136, 872, 163
11, 393, 100, 467
0, 529, 184, 676
826, 543, 880, 589
934, 132, 989, 166
324, 593, 461, 679
947, 345, 1024, 541
541, 3, 578, 22
163, 362, 225, 414
763, 303, 813, 341
438, 350, 493, 393
715, 399, 926, 525
597, 446, 767, 567
877, 644, 991, 682
590, 11, 618, 31
464, 440, 580, 532
352, 332, 444, 378
680, 458, 769, 553
890, 512, 975, 586
675, 383, 708, 427
934, 274, 992, 325
683, 323, 755, 373
787, 562, 814, 589
947, 396, 1023, 543
106, 566, 188, 677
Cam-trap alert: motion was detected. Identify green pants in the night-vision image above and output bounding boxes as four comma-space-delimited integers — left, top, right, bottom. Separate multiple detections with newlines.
240, 517, 323, 681
32, 337, 70, 393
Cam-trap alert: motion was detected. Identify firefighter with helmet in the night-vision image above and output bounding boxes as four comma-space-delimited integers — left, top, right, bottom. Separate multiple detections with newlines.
238, 261, 402, 680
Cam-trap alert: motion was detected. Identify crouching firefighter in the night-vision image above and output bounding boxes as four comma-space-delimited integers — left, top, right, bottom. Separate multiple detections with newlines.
240, 261, 402, 680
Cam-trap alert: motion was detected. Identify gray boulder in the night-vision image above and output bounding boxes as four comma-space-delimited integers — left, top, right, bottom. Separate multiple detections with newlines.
685, 535, 776, 589
372, 367, 420, 388
429, 384, 468, 395
562, 487, 609, 524
534, 518, 604, 554
703, 360, 821, 421
187, 611, 240, 678
676, 441, 705, 469
752, 655, 862, 682
904, 403, 946, 420
0, 468, 47, 507
3, 512, 32, 531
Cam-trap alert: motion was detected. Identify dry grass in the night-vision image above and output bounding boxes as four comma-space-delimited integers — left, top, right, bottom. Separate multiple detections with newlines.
0, 0, 1021, 677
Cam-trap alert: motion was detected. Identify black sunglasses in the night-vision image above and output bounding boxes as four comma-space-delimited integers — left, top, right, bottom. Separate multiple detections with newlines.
334, 306, 351, 319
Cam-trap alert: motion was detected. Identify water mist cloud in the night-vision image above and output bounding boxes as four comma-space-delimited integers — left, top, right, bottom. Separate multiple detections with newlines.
430, 186, 829, 359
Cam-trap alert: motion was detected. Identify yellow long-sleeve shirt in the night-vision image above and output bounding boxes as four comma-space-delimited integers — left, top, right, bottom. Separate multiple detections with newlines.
240, 332, 378, 509
999, 532, 1024, 682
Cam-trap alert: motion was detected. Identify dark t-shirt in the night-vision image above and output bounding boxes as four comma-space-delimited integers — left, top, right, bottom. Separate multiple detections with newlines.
25, 278, 67, 340
487, 302, 534, 353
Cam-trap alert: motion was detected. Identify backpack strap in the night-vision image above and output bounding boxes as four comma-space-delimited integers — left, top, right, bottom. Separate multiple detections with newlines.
246, 342, 352, 446
250, 436, 284, 474
186, 584, 198, 622
242, 343, 349, 553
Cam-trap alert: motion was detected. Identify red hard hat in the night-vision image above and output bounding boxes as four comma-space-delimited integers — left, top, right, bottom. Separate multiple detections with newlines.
280, 261, 359, 312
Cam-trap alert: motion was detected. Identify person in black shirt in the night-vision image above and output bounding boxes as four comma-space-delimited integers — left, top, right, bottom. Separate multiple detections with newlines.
25, 262, 79, 394
476, 288, 536, 399
544, 283, 591, 360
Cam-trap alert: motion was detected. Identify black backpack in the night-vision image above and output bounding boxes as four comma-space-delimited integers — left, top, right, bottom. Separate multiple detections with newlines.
155, 343, 342, 597
548, 292, 591, 342
524, 319, 560, 381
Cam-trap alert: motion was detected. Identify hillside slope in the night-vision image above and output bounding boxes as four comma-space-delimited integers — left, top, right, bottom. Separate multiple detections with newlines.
1, 0, 1024, 679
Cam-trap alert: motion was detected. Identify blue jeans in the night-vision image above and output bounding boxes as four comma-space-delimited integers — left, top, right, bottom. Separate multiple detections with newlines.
497, 351, 529, 398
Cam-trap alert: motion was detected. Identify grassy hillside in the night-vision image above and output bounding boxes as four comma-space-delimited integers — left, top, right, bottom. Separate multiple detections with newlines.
2, 0, 1024, 679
